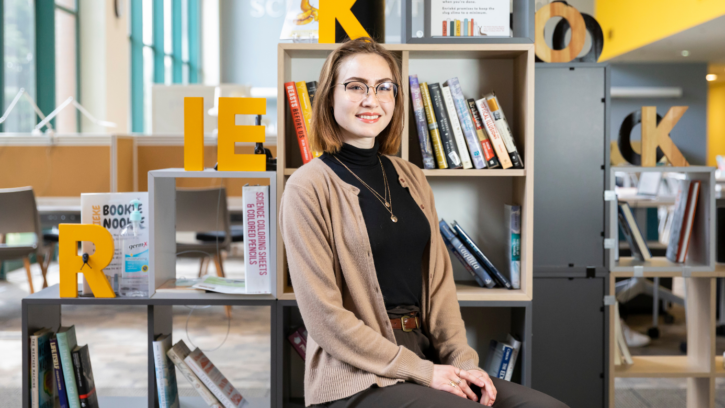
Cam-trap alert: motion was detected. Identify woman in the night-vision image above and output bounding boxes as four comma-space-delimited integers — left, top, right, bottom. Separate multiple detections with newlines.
279, 37, 568, 408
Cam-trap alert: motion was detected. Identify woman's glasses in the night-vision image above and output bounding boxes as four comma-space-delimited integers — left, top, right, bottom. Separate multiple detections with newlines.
335, 81, 398, 103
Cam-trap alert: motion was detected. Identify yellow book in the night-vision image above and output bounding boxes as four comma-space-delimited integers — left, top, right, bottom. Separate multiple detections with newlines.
296, 81, 322, 158
455, 20, 461, 36
420, 82, 448, 169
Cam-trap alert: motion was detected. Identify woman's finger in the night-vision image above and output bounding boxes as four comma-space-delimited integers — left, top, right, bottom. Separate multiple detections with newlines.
446, 382, 468, 400
457, 379, 478, 402
480, 391, 492, 406
459, 369, 486, 389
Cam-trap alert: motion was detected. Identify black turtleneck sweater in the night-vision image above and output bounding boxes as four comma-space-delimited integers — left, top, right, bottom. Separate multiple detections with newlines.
320, 141, 431, 309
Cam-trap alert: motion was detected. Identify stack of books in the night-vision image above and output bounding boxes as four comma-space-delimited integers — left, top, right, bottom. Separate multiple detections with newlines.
30, 326, 99, 408
283, 80, 321, 164
409, 75, 523, 170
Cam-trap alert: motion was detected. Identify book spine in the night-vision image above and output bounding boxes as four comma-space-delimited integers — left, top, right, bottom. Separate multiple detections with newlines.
153, 341, 170, 408
50, 338, 69, 408
428, 83, 462, 169
506, 205, 521, 289
467, 98, 500, 168
420, 83, 448, 169
305, 81, 318, 107
439, 220, 495, 288
408, 75, 436, 169
38, 334, 54, 408
186, 358, 236, 408
679, 182, 700, 262
284, 82, 313, 164
452, 223, 511, 289
441, 86, 473, 169
498, 346, 513, 379
445, 78, 486, 169
167, 349, 222, 407
242, 186, 271, 294
288, 330, 307, 360
295, 81, 321, 159
32, 335, 38, 408
56, 332, 81, 408
475, 98, 513, 169
484, 94, 523, 168
186, 350, 246, 408
441, 233, 485, 287
504, 335, 521, 381
71, 350, 90, 408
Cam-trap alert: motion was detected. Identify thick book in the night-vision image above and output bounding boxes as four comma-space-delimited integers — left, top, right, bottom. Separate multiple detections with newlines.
71, 345, 99, 408
441, 233, 486, 287
31, 328, 54, 408
483, 93, 524, 169
185, 348, 248, 408
677, 181, 700, 263
451, 221, 511, 289
50, 337, 70, 408
288, 326, 308, 360
284, 81, 313, 164
153, 334, 180, 408
618, 203, 652, 261
443, 77, 487, 169
439, 219, 495, 288
243, 185, 271, 293
441, 85, 473, 169
408, 75, 436, 169
419, 82, 448, 169
466, 98, 500, 168
483, 340, 514, 380
505, 205, 521, 289
167, 341, 222, 408
475, 98, 513, 169
504, 335, 521, 381
56, 327, 81, 408
428, 83, 463, 169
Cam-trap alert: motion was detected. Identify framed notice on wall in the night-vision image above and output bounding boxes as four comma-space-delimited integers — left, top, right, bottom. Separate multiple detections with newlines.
431, 0, 510, 37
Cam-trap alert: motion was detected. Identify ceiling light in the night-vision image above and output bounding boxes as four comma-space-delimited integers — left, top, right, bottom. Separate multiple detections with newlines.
707, 74, 718, 81
681, 50, 690, 57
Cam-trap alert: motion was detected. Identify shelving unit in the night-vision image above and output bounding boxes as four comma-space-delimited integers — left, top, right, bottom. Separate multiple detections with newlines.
606, 166, 722, 408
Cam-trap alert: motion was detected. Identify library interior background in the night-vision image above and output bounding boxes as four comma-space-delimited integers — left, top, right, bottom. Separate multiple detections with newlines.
2, 0, 725, 407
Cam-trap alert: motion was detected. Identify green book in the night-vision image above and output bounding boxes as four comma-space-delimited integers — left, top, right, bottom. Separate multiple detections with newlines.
56, 327, 81, 408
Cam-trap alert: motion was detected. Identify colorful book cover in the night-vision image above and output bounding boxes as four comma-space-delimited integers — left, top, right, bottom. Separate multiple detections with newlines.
279, 0, 319, 41
420, 82, 448, 169
441, 85, 473, 169
284, 81, 313, 164
243, 185, 271, 294
56, 327, 81, 408
475, 97, 513, 169
49, 337, 69, 408
443, 77, 486, 169
466, 98, 500, 168
71, 345, 99, 408
167, 341, 222, 408
451, 221, 511, 289
428, 83, 462, 169
185, 348, 248, 408
505, 205, 521, 289
153, 335, 180, 408
409, 75, 436, 169
31, 328, 54, 408
484, 93, 523, 169
440, 220, 495, 288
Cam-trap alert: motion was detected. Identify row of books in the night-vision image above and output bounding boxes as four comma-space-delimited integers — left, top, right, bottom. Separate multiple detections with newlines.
284, 80, 321, 164
617, 179, 700, 263
482, 335, 522, 381
439, 206, 521, 290
154, 336, 249, 408
30, 326, 97, 408
410, 75, 524, 170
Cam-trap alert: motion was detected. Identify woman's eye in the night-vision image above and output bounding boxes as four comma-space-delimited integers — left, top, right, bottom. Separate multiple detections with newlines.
378, 84, 394, 93
348, 84, 364, 91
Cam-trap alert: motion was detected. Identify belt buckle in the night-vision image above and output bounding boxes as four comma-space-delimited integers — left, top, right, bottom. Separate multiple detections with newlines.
401, 315, 416, 332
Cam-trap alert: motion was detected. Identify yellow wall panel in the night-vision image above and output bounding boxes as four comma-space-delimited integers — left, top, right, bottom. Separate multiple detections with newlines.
708, 82, 725, 166
117, 137, 136, 192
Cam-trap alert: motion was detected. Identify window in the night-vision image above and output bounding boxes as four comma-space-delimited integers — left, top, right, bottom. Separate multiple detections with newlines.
3, 0, 36, 132
131, 0, 200, 133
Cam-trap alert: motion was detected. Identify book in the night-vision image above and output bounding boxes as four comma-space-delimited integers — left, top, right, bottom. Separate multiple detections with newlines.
408, 75, 436, 169
305, 81, 318, 108
31, 328, 54, 408
427, 83, 463, 169
483, 93, 523, 169
451, 221, 511, 289
441, 233, 486, 287
288, 326, 308, 360
284, 81, 313, 164
483, 340, 514, 380
156, 278, 204, 294
441, 85, 473, 169
666, 180, 691, 263
419, 82, 448, 169
441, 77, 486, 169
153, 334, 180, 408
56, 326, 81, 408
80, 192, 150, 295
618, 203, 652, 261
295, 81, 322, 159
243, 185, 271, 293
614, 304, 633, 365
71, 345, 99, 408
466, 98, 500, 168
475, 97, 513, 169
185, 348, 249, 408
677, 181, 700, 263
167, 340, 223, 408
505, 205, 521, 289
504, 334, 521, 381
50, 337, 70, 408
439, 219, 495, 288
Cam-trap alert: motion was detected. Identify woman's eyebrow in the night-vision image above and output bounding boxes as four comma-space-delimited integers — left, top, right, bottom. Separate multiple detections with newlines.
344, 76, 394, 84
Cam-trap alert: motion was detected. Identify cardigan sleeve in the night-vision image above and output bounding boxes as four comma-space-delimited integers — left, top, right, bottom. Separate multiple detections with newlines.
279, 181, 435, 386
418, 171, 485, 374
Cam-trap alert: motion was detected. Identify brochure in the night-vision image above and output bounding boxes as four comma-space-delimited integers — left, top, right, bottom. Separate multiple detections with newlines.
431, 0, 510, 37
192, 276, 247, 295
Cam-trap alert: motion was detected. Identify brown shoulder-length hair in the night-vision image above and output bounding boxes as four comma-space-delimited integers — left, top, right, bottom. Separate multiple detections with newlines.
309, 37, 403, 155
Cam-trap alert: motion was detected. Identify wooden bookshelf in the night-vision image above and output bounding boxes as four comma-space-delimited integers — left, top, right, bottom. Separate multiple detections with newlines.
276, 42, 535, 304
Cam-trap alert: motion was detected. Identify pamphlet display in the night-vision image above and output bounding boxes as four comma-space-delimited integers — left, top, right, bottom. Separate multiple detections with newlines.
431, 0, 510, 37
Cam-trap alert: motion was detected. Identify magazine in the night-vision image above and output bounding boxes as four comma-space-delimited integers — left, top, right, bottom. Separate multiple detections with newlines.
192, 276, 247, 295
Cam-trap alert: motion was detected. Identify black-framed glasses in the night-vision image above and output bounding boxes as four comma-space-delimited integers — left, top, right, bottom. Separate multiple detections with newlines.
335, 81, 398, 103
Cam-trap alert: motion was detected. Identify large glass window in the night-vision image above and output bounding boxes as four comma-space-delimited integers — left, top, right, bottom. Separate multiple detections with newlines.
54, 0, 78, 133
3, 0, 36, 132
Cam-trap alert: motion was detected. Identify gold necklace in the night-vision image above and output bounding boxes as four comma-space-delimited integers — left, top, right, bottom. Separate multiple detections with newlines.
333, 155, 398, 223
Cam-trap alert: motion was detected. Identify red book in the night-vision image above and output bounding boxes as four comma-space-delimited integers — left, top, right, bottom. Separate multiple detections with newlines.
443, 21, 447, 36
288, 326, 307, 360
284, 82, 313, 164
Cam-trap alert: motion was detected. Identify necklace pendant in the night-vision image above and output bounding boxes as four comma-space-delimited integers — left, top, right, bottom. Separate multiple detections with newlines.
385, 202, 390, 208
391, 215, 398, 223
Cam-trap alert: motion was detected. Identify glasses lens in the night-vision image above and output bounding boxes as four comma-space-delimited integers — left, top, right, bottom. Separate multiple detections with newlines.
344, 82, 368, 102
376, 83, 397, 102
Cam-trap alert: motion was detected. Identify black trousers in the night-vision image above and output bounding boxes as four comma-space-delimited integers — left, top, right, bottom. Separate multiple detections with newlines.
311, 306, 569, 408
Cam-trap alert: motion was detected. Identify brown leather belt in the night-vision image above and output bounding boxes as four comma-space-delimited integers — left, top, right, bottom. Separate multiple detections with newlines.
390, 315, 420, 332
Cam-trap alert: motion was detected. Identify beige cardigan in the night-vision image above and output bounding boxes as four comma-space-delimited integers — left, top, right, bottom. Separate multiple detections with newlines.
278, 156, 483, 406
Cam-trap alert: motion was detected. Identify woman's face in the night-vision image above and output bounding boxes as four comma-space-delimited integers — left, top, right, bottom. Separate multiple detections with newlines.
332, 53, 396, 149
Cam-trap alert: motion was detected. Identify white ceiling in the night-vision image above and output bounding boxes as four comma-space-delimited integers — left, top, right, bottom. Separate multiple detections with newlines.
605, 14, 725, 63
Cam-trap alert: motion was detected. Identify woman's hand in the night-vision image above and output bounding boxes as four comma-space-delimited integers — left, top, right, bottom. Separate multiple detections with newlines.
461, 369, 497, 406
431, 365, 496, 403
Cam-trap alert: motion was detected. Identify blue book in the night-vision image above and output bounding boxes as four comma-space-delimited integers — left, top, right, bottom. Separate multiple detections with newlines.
451, 221, 512, 289
49, 337, 70, 408
439, 220, 495, 288
498, 345, 513, 379
409, 75, 436, 169
153, 334, 180, 408
56, 327, 81, 408
441, 233, 485, 287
